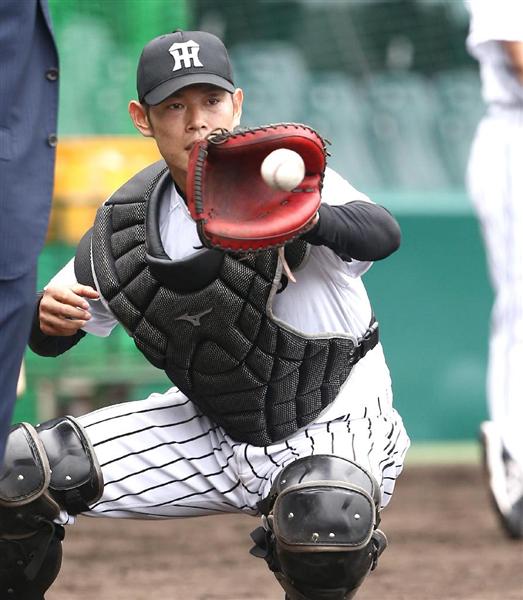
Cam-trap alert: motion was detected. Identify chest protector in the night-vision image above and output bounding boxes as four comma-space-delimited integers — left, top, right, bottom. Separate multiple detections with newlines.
75, 161, 377, 446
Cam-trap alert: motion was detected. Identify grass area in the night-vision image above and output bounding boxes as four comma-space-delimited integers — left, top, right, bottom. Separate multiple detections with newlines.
406, 440, 481, 465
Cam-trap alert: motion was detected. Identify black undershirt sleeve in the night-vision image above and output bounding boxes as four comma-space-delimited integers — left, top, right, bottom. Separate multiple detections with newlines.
28, 293, 87, 357
301, 201, 401, 262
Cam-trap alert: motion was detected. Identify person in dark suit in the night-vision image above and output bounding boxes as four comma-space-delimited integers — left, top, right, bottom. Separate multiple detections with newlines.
0, 0, 59, 461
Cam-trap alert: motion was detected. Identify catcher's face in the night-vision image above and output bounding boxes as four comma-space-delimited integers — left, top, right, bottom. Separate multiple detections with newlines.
129, 84, 243, 191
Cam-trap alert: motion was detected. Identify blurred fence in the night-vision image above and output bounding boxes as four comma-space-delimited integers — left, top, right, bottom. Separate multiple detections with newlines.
48, 0, 189, 135
14, 0, 492, 442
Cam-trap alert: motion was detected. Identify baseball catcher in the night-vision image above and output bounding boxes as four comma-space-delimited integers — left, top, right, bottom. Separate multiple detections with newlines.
0, 29, 409, 600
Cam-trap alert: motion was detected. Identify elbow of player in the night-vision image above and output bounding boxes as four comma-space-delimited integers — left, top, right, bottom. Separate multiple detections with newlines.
370, 219, 401, 261
386, 218, 401, 254
352, 203, 401, 260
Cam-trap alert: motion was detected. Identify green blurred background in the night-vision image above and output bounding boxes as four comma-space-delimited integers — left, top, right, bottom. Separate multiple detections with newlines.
15, 0, 492, 447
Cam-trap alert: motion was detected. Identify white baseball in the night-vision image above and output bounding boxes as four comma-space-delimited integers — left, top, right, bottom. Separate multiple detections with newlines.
261, 148, 305, 192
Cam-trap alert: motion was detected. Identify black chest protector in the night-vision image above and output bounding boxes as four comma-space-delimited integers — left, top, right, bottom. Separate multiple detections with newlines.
75, 161, 377, 446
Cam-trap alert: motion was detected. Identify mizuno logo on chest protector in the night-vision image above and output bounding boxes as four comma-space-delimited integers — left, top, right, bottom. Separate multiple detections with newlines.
169, 40, 203, 71
174, 308, 213, 326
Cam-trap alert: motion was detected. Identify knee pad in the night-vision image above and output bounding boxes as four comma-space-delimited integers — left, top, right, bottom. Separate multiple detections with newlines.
251, 455, 386, 600
0, 417, 103, 598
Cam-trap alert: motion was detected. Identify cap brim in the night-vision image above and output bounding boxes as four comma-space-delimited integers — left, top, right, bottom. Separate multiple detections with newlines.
143, 73, 235, 105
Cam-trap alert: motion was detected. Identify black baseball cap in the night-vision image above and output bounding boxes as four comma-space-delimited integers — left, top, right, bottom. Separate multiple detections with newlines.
137, 30, 235, 105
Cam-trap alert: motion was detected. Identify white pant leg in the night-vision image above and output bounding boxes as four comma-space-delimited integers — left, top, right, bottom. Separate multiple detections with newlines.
467, 108, 523, 468
235, 394, 410, 511
77, 388, 256, 519
74, 383, 408, 522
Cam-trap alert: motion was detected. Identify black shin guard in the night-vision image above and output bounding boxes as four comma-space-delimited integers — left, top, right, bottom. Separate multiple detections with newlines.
0, 524, 64, 599
0, 418, 103, 599
251, 455, 386, 600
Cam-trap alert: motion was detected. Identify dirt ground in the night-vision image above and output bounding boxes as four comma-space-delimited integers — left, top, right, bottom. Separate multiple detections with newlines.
47, 463, 523, 600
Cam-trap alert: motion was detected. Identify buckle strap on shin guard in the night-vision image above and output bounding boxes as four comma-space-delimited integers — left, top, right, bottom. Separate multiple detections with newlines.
23, 521, 64, 581
0, 522, 65, 598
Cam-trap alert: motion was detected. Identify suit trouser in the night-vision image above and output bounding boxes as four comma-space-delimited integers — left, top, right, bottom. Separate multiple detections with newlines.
0, 268, 36, 461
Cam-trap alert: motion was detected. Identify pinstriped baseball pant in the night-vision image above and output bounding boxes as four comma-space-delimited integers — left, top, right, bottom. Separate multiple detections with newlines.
71, 387, 410, 521
467, 104, 523, 468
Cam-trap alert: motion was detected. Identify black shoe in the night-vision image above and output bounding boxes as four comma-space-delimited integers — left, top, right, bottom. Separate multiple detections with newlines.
480, 421, 523, 539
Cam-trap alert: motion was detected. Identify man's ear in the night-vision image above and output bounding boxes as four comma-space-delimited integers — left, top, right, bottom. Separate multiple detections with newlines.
232, 88, 243, 129
129, 101, 154, 137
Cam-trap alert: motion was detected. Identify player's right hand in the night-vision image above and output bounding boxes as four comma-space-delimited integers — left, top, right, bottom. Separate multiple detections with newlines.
39, 284, 100, 336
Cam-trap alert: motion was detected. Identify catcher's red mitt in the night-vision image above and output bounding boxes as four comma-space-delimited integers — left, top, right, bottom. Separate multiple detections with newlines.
186, 123, 328, 252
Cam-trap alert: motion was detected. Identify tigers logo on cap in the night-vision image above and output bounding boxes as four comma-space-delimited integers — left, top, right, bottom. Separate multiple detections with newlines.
169, 40, 204, 72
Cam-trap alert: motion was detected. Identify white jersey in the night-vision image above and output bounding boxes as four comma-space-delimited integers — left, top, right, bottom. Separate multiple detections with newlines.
48, 166, 409, 523
466, 0, 523, 106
